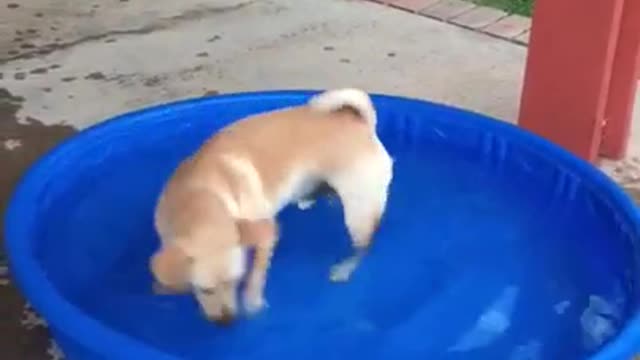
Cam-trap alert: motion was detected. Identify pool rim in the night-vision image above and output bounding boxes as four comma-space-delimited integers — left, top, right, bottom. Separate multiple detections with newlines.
4, 90, 640, 359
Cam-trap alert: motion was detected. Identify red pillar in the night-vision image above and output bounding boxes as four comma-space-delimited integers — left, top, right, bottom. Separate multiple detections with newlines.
601, 0, 640, 158
518, 0, 630, 162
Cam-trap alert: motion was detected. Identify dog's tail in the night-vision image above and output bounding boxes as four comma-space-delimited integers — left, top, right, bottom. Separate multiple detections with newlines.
309, 88, 376, 129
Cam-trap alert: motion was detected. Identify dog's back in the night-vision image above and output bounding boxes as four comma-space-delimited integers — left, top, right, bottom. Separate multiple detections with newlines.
191, 102, 379, 210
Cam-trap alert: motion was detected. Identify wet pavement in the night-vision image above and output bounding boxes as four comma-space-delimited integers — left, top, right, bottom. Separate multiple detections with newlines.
0, 87, 73, 359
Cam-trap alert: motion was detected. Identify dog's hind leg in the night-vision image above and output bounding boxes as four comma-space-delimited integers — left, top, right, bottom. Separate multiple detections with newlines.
327, 149, 392, 282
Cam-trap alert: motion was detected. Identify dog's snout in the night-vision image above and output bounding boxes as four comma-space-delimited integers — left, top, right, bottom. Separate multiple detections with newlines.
207, 308, 235, 326
220, 310, 235, 325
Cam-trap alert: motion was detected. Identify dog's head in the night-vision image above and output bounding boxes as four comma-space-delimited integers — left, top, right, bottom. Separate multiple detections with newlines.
150, 220, 246, 324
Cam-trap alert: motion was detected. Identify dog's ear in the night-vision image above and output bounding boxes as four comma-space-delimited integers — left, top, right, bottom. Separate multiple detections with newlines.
237, 219, 278, 247
150, 244, 191, 293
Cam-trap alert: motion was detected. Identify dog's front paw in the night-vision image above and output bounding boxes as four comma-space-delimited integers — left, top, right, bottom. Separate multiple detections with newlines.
329, 259, 358, 283
243, 292, 267, 315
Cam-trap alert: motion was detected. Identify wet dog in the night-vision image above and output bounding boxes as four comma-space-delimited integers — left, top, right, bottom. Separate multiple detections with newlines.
150, 89, 393, 323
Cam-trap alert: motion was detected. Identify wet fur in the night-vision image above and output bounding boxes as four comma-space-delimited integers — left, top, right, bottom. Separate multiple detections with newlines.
150, 88, 393, 323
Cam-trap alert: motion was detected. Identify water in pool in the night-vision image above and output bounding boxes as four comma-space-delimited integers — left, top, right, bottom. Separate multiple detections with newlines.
36, 127, 631, 359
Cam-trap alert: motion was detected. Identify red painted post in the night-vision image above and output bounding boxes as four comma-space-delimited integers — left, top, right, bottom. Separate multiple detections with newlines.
600, 0, 640, 159
518, 0, 625, 162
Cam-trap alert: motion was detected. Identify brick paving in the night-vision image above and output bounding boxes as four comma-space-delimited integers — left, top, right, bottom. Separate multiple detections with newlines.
450, 5, 507, 29
420, 0, 476, 21
366, 0, 532, 44
483, 14, 531, 38
385, 0, 441, 12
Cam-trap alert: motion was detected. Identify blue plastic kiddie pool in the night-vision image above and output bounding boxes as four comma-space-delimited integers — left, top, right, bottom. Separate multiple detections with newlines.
5, 91, 640, 359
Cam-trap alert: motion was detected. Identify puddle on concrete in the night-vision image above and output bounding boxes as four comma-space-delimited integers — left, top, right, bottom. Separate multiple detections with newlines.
0, 88, 77, 263
0, 88, 76, 359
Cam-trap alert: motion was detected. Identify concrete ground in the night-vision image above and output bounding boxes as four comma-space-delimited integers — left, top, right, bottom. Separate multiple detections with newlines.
0, 0, 637, 358
0, 0, 527, 128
